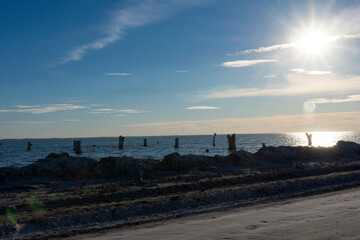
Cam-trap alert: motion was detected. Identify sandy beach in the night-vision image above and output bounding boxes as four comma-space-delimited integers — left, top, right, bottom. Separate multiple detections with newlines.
79, 187, 360, 240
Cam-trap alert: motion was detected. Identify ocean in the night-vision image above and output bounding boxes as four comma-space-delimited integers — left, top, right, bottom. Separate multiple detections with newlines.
0, 132, 359, 168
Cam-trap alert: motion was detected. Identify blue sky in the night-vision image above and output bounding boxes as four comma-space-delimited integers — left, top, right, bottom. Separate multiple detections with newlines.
1, 0, 360, 138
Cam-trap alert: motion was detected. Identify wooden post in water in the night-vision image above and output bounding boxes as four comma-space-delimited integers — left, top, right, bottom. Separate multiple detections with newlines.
144, 139, 147, 147
306, 132, 313, 146
118, 136, 125, 149
213, 133, 217, 147
174, 138, 179, 148
27, 141, 33, 150
227, 134, 236, 150
73, 140, 82, 154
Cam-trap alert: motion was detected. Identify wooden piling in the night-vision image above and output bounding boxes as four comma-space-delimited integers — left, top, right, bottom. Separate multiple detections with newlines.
306, 132, 313, 146
174, 138, 179, 148
213, 133, 217, 147
227, 134, 236, 150
118, 136, 125, 149
27, 141, 33, 151
144, 139, 147, 147
73, 140, 82, 154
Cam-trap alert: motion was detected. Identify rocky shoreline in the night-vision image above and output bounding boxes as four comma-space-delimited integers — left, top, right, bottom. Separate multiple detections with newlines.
1, 141, 360, 239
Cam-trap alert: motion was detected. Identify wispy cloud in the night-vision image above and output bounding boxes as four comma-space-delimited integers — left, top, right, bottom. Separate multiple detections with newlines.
116, 109, 148, 114
88, 108, 148, 115
197, 74, 360, 100
104, 73, 132, 76
228, 35, 360, 56
306, 71, 332, 75
176, 70, 187, 73
312, 94, 360, 104
228, 43, 296, 56
290, 68, 306, 73
290, 68, 332, 75
221, 60, 278, 68
61, 0, 207, 64
186, 106, 220, 110
0, 104, 88, 114
264, 74, 276, 78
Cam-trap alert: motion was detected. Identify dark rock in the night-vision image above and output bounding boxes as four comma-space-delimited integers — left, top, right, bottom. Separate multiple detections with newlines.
24, 152, 97, 179
332, 141, 360, 158
225, 150, 257, 166
96, 156, 158, 178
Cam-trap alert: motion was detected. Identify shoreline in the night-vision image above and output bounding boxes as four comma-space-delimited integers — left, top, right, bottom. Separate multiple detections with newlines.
1, 141, 360, 239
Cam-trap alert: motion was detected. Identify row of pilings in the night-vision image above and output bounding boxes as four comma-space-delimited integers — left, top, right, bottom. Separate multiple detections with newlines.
72, 134, 235, 154
1, 133, 313, 154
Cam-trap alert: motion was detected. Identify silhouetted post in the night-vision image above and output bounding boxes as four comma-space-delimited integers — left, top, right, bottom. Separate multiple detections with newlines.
213, 133, 217, 147
118, 136, 125, 149
306, 132, 313, 146
227, 134, 236, 150
174, 138, 179, 148
262, 143, 266, 148
144, 139, 147, 147
0, 142, 2, 147
27, 141, 33, 150
73, 140, 82, 154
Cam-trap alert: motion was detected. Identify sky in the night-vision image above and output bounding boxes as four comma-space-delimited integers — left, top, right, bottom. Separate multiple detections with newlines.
1, 0, 360, 138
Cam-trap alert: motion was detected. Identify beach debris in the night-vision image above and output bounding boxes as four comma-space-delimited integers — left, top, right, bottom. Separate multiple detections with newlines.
144, 139, 147, 147
175, 138, 179, 148
306, 132, 313, 146
227, 134, 236, 150
213, 133, 217, 147
205, 149, 209, 152
27, 141, 33, 150
0, 142, 2, 147
73, 140, 82, 154
118, 136, 125, 149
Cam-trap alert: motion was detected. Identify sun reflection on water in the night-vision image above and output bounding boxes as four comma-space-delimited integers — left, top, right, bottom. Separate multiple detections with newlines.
291, 131, 351, 147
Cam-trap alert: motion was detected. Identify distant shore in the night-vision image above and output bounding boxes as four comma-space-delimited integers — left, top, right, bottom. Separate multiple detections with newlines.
1, 141, 360, 239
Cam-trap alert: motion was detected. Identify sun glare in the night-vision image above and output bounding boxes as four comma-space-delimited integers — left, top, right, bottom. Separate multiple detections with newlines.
297, 30, 331, 55
293, 132, 349, 147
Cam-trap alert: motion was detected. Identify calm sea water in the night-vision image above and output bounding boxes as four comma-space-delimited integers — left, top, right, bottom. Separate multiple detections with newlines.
0, 132, 359, 168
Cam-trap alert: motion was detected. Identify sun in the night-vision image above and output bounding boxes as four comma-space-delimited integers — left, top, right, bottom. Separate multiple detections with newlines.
296, 30, 331, 55
294, 27, 336, 56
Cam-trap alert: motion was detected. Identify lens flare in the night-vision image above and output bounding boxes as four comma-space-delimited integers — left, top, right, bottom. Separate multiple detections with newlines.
5, 209, 17, 226
303, 100, 316, 113
28, 194, 44, 213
